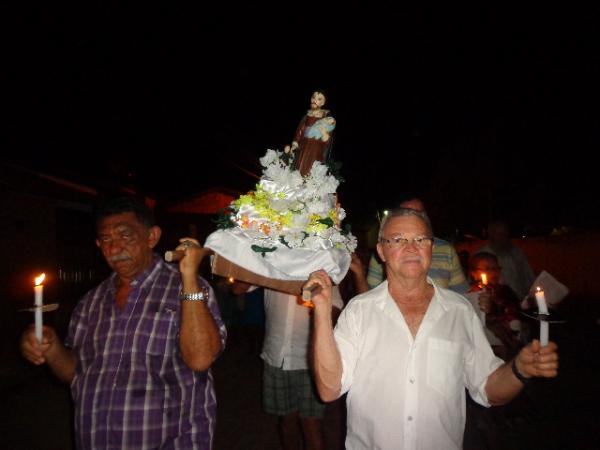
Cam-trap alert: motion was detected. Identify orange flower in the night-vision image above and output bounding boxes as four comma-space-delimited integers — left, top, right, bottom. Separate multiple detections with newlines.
259, 223, 271, 235
241, 215, 250, 228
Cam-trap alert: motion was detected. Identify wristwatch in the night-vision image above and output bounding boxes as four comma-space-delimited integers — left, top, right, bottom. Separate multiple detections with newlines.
179, 287, 209, 302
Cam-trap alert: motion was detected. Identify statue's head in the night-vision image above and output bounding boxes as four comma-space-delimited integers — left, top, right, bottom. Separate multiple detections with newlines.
310, 90, 327, 109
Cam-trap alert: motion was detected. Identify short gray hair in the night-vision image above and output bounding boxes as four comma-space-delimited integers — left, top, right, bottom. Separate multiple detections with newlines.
378, 207, 433, 239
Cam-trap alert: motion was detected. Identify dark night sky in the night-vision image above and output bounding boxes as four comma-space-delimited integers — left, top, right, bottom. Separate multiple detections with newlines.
4, 4, 600, 237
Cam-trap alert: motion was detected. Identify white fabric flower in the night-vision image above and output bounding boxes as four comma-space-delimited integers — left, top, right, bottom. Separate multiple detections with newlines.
282, 232, 305, 248
268, 198, 290, 213
259, 149, 280, 167
306, 200, 330, 216
309, 161, 329, 180
291, 214, 310, 231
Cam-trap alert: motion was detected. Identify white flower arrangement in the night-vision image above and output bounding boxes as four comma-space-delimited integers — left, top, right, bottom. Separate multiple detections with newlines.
225, 149, 357, 253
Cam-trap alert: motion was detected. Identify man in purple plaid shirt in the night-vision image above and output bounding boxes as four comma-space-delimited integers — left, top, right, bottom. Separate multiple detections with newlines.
21, 196, 227, 449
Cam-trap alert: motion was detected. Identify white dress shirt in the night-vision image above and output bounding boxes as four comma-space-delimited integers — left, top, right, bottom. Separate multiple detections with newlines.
335, 279, 504, 450
261, 287, 343, 370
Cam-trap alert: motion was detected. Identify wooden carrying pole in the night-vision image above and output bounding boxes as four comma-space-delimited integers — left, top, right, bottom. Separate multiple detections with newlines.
164, 250, 185, 262
211, 253, 306, 296
165, 249, 318, 299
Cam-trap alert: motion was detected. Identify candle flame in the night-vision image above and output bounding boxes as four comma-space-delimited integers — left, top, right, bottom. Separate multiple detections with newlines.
227, 276, 235, 284
481, 273, 488, 286
536, 286, 542, 293
298, 299, 315, 309
34, 273, 46, 286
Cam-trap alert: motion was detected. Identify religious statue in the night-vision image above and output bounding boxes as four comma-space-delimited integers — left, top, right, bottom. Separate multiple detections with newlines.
285, 90, 336, 176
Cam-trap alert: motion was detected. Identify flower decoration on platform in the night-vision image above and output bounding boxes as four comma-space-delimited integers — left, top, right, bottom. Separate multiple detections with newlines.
219, 150, 357, 254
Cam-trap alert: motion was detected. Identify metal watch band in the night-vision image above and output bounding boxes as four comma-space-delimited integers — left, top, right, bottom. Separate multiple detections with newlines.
179, 288, 209, 302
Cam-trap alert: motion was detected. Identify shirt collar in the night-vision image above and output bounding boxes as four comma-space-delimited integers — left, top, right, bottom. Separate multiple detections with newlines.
376, 277, 449, 327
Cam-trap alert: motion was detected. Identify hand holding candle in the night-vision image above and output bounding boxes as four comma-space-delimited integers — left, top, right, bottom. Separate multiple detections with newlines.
34, 273, 45, 343
535, 286, 549, 346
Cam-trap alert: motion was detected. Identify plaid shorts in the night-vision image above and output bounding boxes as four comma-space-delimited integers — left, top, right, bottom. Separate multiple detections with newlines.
262, 362, 326, 418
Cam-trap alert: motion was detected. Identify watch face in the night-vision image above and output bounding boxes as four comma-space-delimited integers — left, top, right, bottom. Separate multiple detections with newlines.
180, 288, 209, 301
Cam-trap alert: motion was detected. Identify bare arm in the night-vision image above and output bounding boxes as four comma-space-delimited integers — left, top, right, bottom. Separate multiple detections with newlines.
177, 239, 223, 372
20, 326, 77, 383
486, 339, 558, 405
308, 270, 344, 402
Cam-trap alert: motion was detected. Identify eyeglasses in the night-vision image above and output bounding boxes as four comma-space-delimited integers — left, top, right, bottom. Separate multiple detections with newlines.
379, 236, 434, 249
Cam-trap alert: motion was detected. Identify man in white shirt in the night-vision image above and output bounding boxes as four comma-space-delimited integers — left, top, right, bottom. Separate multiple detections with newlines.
261, 287, 343, 450
307, 207, 559, 450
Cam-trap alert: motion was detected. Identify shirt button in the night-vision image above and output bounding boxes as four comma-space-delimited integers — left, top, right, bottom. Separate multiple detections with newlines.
407, 416, 413, 421
409, 378, 415, 384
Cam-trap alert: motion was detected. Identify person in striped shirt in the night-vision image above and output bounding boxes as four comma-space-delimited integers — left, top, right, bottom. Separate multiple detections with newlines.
364, 198, 469, 294
20, 196, 226, 449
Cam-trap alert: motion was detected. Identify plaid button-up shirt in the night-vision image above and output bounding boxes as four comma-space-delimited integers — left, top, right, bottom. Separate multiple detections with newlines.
65, 255, 226, 450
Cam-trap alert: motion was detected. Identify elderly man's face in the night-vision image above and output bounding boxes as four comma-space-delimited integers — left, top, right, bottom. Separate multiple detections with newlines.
376, 215, 432, 281
96, 212, 161, 281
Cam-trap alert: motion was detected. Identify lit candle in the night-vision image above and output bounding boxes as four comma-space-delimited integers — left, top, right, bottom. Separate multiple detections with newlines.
534, 286, 549, 346
478, 273, 488, 324
34, 273, 45, 342
481, 273, 488, 286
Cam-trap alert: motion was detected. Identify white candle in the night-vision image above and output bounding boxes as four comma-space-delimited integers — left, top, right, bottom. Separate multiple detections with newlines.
534, 287, 548, 314
539, 321, 549, 347
34, 274, 45, 343
534, 287, 549, 346
478, 273, 488, 324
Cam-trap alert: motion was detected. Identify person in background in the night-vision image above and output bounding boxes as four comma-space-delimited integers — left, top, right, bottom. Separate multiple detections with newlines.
465, 252, 532, 449
476, 220, 535, 299
262, 286, 344, 450
232, 279, 344, 450
468, 252, 523, 361
20, 196, 226, 450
